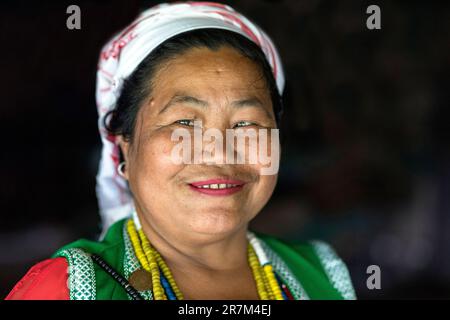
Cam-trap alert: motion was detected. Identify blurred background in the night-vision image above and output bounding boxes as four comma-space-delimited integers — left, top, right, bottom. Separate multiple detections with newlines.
1, 0, 449, 299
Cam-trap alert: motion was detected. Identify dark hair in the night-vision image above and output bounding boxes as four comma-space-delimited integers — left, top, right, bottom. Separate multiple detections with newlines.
104, 28, 283, 148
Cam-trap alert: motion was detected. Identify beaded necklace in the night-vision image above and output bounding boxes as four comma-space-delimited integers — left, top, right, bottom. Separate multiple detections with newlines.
126, 218, 290, 300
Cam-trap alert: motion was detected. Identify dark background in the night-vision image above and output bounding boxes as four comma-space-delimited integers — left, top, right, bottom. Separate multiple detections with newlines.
1, 0, 449, 299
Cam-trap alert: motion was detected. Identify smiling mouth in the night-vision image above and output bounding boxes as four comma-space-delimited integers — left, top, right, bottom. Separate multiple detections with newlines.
188, 179, 246, 196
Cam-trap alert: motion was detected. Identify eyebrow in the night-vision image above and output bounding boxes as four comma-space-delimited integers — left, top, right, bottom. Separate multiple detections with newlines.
159, 94, 208, 114
159, 93, 273, 119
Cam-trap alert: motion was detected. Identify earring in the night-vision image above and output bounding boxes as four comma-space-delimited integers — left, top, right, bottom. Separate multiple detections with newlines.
117, 161, 126, 178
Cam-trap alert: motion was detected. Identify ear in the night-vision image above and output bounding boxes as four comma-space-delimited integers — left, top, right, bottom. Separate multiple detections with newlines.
117, 135, 131, 179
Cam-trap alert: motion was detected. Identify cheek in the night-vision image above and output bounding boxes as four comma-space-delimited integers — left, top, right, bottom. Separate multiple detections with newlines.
256, 173, 277, 196
249, 168, 277, 210
131, 131, 184, 188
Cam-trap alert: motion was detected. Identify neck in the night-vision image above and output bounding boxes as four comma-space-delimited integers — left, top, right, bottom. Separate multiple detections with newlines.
135, 212, 250, 274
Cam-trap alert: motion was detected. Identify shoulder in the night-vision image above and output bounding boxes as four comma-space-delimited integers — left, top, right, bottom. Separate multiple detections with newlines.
255, 233, 357, 300
53, 218, 126, 258
50, 218, 126, 270
6, 219, 128, 301
306, 240, 357, 300
49, 218, 129, 300
5, 258, 69, 300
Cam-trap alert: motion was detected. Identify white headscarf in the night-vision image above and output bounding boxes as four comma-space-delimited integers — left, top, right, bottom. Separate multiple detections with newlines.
95, 1, 285, 236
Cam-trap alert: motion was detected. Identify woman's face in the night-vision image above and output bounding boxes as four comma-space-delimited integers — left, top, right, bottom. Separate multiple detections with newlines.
120, 46, 279, 242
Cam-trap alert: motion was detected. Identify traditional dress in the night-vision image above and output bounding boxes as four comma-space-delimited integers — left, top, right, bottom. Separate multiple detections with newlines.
7, 217, 356, 300
6, 2, 356, 300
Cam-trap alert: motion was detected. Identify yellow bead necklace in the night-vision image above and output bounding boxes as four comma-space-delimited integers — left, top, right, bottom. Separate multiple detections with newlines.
126, 219, 285, 300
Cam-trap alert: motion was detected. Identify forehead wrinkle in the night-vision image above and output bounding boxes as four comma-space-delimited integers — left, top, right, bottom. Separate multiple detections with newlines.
160, 92, 274, 120
158, 92, 209, 115
151, 48, 273, 118
231, 97, 274, 120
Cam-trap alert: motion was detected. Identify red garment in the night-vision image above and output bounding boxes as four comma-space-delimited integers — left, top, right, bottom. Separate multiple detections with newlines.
5, 257, 69, 300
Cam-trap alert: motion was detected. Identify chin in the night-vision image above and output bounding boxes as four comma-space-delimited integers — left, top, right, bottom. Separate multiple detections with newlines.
187, 210, 246, 236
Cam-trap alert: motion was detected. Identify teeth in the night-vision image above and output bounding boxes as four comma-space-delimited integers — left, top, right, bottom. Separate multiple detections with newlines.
196, 183, 240, 189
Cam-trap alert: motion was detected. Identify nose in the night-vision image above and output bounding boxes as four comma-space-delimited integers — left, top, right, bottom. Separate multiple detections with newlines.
197, 126, 228, 165
196, 127, 262, 166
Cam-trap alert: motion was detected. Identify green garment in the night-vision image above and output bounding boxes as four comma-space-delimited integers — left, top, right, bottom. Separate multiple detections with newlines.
52, 218, 356, 300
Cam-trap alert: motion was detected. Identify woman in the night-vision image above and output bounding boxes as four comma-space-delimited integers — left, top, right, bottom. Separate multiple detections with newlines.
6, 2, 356, 300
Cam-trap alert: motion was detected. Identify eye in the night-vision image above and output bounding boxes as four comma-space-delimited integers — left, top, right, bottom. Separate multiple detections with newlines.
175, 119, 195, 127
233, 121, 257, 128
